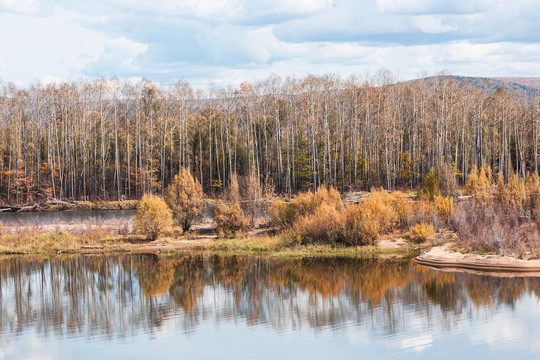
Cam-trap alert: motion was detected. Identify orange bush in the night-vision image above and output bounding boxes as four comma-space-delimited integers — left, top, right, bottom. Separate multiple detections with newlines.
270, 185, 342, 228
212, 203, 250, 238
293, 203, 345, 244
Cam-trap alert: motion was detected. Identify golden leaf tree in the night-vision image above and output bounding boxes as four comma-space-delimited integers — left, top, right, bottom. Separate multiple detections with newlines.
135, 193, 173, 240
165, 168, 205, 232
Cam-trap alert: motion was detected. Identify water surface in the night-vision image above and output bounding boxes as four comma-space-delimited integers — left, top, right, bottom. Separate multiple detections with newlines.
0, 209, 135, 225
0, 254, 539, 359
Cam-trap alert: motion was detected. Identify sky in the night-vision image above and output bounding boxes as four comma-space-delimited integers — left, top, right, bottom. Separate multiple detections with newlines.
0, 0, 539, 86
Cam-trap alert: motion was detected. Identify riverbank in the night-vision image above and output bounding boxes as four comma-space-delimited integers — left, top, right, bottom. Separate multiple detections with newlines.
0, 227, 432, 258
414, 243, 540, 273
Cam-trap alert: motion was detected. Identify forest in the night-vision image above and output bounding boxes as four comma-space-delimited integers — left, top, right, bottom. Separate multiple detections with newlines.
1, 71, 539, 203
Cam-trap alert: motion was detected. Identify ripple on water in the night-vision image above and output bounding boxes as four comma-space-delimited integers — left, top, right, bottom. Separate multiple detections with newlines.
0, 255, 540, 359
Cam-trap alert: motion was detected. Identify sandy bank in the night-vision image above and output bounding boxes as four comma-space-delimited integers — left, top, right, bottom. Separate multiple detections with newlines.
414, 244, 540, 273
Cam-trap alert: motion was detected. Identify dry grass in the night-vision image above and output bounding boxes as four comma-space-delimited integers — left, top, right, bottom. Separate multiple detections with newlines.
453, 201, 540, 257
73, 200, 139, 210
0, 232, 96, 254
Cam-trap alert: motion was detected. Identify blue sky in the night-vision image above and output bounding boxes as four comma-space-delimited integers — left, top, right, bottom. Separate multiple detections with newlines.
0, 0, 539, 86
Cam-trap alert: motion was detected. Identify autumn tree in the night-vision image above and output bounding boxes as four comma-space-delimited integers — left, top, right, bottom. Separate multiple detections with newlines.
165, 168, 205, 232
135, 193, 173, 240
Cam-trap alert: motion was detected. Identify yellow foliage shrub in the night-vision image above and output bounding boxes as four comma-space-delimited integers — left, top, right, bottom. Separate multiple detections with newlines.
526, 172, 540, 218
409, 222, 435, 243
390, 191, 414, 229
465, 165, 492, 203
496, 171, 526, 211
313, 185, 344, 212
212, 202, 250, 238
135, 194, 173, 240
434, 195, 453, 224
506, 172, 526, 211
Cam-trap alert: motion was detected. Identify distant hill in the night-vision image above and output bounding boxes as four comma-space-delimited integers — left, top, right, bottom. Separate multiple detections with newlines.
491, 77, 540, 89
408, 76, 540, 99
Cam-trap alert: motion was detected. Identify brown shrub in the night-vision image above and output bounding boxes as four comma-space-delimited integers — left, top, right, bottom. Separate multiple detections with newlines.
135, 194, 173, 240
419, 167, 440, 201
341, 204, 380, 245
410, 199, 439, 228
270, 185, 342, 228
340, 189, 399, 246
212, 202, 250, 238
436, 162, 459, 197
293, 203, 345, 245
452, 201, 540, 256
242, 171, 262, 226
362, 189, 397, 233
227, 172, 241, 204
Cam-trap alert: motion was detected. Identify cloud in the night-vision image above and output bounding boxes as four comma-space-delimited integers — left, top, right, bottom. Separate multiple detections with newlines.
376, 0, 494, 15
0, 0, 40, 14
0, 8, 104, 83
0, 0, 539, 85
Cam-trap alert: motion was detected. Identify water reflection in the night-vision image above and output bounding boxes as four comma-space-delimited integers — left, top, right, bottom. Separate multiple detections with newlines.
1, 254, 540, 358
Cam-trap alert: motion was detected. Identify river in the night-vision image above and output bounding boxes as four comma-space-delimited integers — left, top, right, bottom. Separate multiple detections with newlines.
0, 254, 539, 359
0, 209, 136, 225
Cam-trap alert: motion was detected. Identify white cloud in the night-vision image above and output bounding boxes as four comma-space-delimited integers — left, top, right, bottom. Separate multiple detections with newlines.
0, 0, 539, 85
0, 0, 40, 14
413, 15, 456, 33
0, 9, 105, 83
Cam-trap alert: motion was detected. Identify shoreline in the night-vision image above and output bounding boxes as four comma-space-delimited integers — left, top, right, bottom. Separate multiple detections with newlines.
0, 228, 426, 258
414, 243, 540, 273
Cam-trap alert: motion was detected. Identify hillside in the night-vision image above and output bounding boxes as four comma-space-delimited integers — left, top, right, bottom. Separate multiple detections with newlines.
412, 75, 540, 99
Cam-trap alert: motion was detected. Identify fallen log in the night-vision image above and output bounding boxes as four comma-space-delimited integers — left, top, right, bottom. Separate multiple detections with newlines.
17, 204, 39, 212
0, 206, 21, 212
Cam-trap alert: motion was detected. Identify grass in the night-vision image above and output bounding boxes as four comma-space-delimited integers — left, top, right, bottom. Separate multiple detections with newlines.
0, 232, 95, 254
0, 231, 151, 254
0, 220, 440, 258
194, 234, 425, 258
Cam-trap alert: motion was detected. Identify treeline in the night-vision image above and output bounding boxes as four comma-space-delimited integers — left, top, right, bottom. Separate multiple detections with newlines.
1, 72, 539, 203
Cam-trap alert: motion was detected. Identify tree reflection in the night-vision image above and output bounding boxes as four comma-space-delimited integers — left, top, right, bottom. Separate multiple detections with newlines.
0, 254, 539, 341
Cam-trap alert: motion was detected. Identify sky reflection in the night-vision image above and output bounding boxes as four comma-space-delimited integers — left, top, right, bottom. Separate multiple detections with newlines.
0, 254, 539, 359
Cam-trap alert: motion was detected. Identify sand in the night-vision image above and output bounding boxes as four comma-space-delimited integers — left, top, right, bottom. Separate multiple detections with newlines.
415, 243, 540, 273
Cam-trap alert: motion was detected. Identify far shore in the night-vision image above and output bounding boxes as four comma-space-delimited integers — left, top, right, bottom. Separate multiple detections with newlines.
0, 214, 431, 258
4, 212, 540, 274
